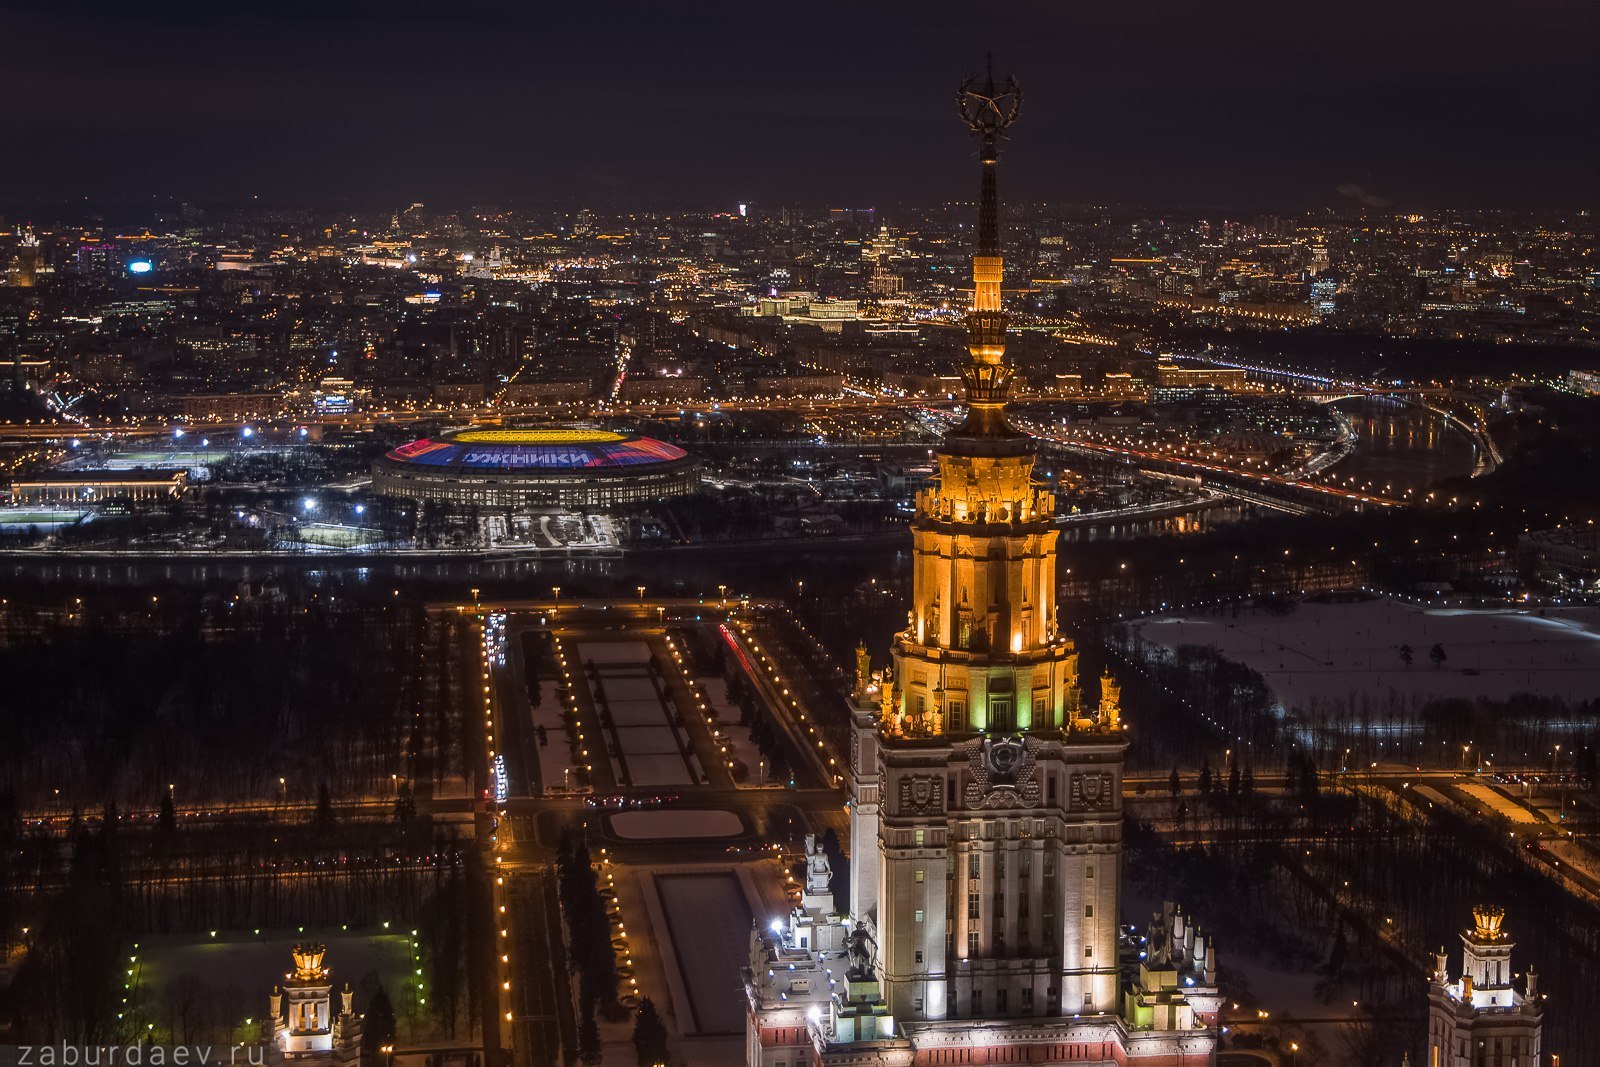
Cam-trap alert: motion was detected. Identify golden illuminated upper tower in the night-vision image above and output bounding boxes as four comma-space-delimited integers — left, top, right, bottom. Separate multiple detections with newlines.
884, 65, 1082, 739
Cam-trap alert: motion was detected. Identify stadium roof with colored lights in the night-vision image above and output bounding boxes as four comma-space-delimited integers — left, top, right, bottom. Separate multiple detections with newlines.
378, 427, 689, 474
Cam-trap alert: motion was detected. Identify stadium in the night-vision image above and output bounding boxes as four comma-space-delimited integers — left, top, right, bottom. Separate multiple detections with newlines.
371, 427, 698, 509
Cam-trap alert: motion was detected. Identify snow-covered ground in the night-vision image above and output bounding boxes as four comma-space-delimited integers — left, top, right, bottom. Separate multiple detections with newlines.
135, 933, 414, 1034
582, 640, 655, 665
703, 676, 768, 788
652, 873, 753, 1035
1132, 598, 1600, 712
611, 809, 744, 839
578, 640, 696, 787
1457, 782, 1540, 824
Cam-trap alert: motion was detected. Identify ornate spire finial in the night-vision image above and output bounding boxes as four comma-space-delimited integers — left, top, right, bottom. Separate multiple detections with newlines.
1471, 904, 1506, 940
290, 942, 329, 981
955, 62, 1022, 438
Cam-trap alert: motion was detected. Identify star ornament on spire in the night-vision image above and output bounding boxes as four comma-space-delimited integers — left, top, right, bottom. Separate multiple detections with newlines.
957, 63, 1023, 141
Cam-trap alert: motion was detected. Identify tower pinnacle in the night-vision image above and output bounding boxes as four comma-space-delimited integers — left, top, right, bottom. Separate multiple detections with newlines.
955, 65, 1022, 439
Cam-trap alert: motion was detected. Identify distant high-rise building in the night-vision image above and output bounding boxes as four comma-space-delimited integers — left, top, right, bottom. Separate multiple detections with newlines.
864, 225, 906, 297
1427, 907, 1544, 1067
6, 226, 42, 287
1309, 274, 1339, 316
76, 240, 118, 277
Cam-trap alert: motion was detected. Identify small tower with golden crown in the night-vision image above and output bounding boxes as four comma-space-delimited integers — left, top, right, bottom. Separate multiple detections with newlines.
1098, 668, 1122, 731
1427, 906, 1543, 1066
268, 944, 363, 1065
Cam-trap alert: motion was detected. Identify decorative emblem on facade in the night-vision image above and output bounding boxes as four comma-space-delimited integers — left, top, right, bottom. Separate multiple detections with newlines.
964, 736, 1040, 808
898, 774, 943, 815
984, 737, 1025, 782
1070, 771, 1116, 811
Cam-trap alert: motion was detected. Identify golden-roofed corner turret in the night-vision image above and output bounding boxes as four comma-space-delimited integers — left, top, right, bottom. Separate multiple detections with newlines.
1099, 668, 1122, 731
1471, 904, 1506, 941
855, 643, 873, 698
290, 943, 329, 981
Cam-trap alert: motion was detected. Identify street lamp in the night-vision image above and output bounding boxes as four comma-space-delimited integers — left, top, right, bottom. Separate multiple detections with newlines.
1554, 744, 1566, 822
637, 585, 646, 604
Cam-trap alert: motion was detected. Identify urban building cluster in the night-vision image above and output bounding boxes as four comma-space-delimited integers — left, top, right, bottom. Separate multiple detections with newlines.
2, 195, 1594, 431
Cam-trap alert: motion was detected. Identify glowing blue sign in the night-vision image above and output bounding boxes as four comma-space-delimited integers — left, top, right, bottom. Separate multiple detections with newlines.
128, 259, 154, 274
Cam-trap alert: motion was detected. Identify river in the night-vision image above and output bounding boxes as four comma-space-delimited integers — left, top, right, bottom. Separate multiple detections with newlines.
0, 400, 1478, 592
1327, 396, 1478, 494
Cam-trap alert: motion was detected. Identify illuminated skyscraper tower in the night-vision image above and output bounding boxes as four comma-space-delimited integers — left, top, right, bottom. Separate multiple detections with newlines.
865, 58, 1125, 1030
5, 227, 42, 288
746, 65, 1220, 1067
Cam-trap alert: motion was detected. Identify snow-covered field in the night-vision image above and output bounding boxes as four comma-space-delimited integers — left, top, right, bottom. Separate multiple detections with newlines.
136, 933, 413, 1024
611, 809, 744, 839
1132, 598, 1600, 712
579, 640, 695, 786
581, 641, 654, 664
653, 873, 753, 1034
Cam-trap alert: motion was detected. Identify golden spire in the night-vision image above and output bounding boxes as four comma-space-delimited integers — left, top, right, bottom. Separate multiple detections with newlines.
955, 63, 1023, 439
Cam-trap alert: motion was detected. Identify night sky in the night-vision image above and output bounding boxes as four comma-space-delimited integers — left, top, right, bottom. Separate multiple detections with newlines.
4, 0, 1597, 210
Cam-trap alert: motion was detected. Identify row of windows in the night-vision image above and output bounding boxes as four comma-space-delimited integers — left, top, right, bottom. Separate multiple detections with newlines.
941, 854, 1094, 880
942, 988, 1093, 1017
373, 469, 697, 507
947, 820, 1110, 843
